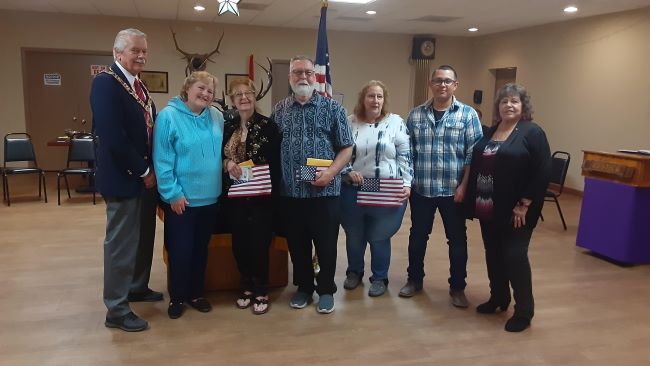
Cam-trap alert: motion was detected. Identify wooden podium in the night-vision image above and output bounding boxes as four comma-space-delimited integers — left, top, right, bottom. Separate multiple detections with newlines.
577, 151, 650, 263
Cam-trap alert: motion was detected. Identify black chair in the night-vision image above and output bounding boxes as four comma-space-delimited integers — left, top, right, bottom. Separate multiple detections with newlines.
57, 133, 96, 205
542, 151, 571, 230
2, 133, 47, 206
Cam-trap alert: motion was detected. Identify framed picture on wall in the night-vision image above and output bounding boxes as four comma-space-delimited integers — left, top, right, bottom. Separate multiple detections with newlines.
139, 71, 168, 93
224, 73, 250, 93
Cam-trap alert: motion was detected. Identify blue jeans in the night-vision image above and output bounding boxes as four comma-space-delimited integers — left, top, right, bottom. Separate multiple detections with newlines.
340, 184, 407, 282
407, 191, 467, 290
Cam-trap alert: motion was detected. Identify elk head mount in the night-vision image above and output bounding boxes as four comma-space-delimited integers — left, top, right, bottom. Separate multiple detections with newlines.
170, 27, 225, 76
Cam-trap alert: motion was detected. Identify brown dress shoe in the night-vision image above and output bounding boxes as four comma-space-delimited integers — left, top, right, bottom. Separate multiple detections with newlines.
398, 281, 423, 297
450, 289, 469, 308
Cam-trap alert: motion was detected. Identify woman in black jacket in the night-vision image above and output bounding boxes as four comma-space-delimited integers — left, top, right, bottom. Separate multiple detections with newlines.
221, 78, 280, 315
465, 83, 551, 332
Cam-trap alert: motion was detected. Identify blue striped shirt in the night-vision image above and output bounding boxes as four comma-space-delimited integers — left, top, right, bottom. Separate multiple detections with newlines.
406, 97, 482, 198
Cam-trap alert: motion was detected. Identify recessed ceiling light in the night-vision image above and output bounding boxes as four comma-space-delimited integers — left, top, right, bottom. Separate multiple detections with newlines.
366, 10, 376, 15
468, 27, 478, 32
194, 4, 206, 11
329, 0, 376, 4
564, 6, 578, 13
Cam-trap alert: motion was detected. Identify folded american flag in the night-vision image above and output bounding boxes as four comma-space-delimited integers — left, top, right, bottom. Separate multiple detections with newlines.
295, 165, 328, 182
227, 165, 272, 198
357, 178, 404, 207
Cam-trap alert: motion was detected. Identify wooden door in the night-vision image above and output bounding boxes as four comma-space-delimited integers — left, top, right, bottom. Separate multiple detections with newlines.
22, 49, 113, 169
494, 67, 517, 97
271, 59, 290, 107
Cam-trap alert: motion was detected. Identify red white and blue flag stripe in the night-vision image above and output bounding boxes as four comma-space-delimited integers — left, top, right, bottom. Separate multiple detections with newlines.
315, 2, 332, 98
295, 166, 328, 182
357, 178, 404, 207
227, 165, 272, 198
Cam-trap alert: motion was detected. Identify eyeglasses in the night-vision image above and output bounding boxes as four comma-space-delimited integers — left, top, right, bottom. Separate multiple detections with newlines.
431, 78, 456, 86
231, 90, 255, 99
291, 69, 316, 77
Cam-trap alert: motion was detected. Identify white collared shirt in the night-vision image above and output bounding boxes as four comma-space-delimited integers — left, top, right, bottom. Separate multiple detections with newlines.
115, 61, 138, 89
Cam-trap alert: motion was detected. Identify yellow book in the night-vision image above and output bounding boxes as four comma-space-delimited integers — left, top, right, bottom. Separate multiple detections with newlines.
306, 158, 333, 167
238, 159, 254, 167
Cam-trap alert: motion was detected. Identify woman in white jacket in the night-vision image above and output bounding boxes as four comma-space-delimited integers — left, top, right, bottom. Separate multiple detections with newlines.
340, 80, 413, 297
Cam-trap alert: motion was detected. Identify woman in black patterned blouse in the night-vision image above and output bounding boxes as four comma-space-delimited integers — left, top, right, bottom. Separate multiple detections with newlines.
465, 83, 551, 332
221, 78, 280, 315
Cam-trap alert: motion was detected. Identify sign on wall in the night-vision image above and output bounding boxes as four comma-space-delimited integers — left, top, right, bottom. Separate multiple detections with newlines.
90, 65, 108, 76
43, 73, 61, 86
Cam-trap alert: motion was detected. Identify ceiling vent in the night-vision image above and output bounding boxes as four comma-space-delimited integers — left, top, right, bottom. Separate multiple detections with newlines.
411, 15, 460, 23
238, 3, 268, 11
337, 16, 372, 22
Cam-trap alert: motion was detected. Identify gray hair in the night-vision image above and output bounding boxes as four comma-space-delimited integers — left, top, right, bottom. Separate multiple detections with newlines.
113, 28, 147, 60
289, 55, 314, 71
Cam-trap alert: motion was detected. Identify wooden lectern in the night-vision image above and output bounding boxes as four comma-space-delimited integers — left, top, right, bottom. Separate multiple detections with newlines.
577, 151, 650, 263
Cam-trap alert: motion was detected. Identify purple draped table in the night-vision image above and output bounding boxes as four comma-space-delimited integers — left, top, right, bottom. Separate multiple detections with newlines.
576, 150, 650, 264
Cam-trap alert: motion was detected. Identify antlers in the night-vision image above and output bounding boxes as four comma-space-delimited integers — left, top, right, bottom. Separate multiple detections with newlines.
170, 27, 225, 76
255, 57, 273, 101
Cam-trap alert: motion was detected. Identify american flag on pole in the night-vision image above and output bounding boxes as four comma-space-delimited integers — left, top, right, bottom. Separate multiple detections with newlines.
357, 178, 405, 207
315, 1, 332, 98
227, 165, 272, 198
295, 165, 328, 182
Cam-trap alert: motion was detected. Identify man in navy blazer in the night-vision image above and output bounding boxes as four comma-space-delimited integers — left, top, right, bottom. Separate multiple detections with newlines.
90, 28, 162, 332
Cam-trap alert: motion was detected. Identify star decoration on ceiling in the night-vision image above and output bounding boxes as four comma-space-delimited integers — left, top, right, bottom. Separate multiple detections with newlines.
218, 0, 240, 16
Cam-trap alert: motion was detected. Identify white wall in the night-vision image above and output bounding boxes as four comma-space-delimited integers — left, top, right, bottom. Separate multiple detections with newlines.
465, 8, 650, 190
1, 7, 648, 191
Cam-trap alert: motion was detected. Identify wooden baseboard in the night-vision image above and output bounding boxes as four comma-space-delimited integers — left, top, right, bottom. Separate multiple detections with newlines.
564, 186, 583, 197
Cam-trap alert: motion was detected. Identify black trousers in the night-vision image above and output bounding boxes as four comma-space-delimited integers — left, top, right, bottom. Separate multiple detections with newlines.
479, 220, 535, 319
283, 196, 340, 295
224, 196, 274, 295
163, 202, 218, 303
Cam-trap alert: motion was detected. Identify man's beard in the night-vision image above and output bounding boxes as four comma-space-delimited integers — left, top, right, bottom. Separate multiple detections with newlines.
291, 82, 315, 98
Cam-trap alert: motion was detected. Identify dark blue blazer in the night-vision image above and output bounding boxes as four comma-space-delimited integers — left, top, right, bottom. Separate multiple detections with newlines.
90, 63, 157, 198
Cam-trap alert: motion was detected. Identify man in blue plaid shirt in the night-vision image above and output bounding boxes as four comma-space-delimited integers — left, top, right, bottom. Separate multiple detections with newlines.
400, 65, 483, 308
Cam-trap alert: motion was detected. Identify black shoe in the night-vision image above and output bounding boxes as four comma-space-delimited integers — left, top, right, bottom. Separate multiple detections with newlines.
105, 312, 148, 332
449, 289, 469, 308
343, 272, 362, 290
476, 299, 510, 314
168, 302, 184, 319
128, 288, 164, 302
188, 297, 212, 313
398, 281, 423, 297
505, 316, 531, 332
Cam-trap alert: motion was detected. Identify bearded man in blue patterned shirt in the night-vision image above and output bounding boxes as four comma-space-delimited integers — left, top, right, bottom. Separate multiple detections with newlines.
399, 65, 483, 308
270, 55, 353, 314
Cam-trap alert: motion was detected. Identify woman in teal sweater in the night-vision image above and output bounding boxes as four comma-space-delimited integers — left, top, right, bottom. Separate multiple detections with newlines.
153, 71, 224, 319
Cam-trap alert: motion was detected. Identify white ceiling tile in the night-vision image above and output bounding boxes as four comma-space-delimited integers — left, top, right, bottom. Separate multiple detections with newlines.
48, 0, 100, 14
89, 0, 137, 17
135, 0, 179, 20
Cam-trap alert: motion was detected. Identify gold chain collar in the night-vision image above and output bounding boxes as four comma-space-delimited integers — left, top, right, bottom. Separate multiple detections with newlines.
102, 68, 154, 118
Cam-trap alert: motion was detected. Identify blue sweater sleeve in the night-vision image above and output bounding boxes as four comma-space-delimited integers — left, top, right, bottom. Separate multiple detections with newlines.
153, 111, 184, 202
